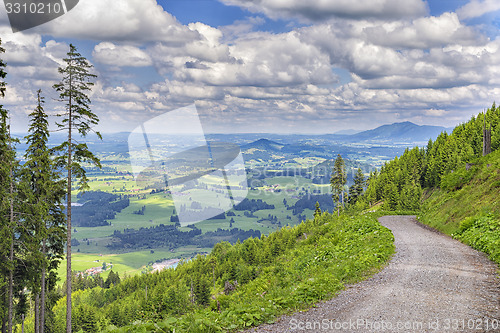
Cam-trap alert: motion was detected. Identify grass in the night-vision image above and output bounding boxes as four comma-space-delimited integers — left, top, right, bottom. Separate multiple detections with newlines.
102, 212, 395, 332
419, 149, 500, 234
73, 176, 330, 252
56, 248, 210, 282
418, 149, 500, 265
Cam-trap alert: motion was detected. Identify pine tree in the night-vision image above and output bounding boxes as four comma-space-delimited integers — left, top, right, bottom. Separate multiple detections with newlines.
52, 44, 101, 333
330, 154, 346, 216
0, 37, 18, 333
348, 168, 365, 205
21, 90, 66, 333
0, 58, 5, 333
313, 201, 321, 220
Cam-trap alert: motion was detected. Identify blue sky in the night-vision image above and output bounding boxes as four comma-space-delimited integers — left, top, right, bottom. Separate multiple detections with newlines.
1, 0, 500, 133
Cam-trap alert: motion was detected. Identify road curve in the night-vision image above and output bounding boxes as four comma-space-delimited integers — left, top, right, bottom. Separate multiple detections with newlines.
248, 216, 500, 332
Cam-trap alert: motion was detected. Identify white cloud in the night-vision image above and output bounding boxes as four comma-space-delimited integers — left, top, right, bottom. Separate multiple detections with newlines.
425, 108, 447, 116
362, 13, 482, 49
1, 0, 499, 133
167, 30, 336, 87
220, 17, 265, 42
93, 43, 152, 67
220, 0, 428, 21
35, 0, 199, 43
457, 0, 500, 20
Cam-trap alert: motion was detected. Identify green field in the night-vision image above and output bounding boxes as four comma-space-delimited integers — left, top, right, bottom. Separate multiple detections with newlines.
67, 152, 337, 283
57, 247, 211, 282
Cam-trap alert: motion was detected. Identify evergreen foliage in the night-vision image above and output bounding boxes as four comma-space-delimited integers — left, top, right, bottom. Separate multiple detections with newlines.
20, 89, 66, 333
52, 43, 101, 333
418, 149, 500, 265
363, 103, 500, 211
348, 168, 365, 205
21, 212, 393, 333
330, 154, 346, 215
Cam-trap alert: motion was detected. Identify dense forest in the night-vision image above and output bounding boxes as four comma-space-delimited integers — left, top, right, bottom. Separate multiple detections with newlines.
72, 192, 130, 227
288, 193, 335, 215
362, 104, 500, 211
107, 225, 261, 251
233, 198, 275, 212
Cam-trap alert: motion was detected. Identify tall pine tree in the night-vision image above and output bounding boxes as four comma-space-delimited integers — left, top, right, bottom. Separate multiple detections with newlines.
0, 37, 18, 333
52, 44, 101, 333
21, 90, 66, 333
330, 154, 346, 216
348, 168, 365, 205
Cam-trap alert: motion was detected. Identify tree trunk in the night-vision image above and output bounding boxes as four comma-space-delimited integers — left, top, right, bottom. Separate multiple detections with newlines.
7, 151, 14, 333
40, 240, 46, 333
66, 78, 73, 333
1, 288, 6, 333
34, 294, 39, 333
21, 314, 24, 333
66, 148, 72, 333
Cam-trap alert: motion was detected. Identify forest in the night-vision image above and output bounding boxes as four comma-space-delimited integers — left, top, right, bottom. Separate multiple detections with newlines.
361, 103, 500, 211
72, 192, 130, 227
107, 225, 261, 251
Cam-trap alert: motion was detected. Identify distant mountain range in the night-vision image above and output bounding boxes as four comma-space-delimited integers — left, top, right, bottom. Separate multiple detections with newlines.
344, 121, 452, 143
13, 121, 452, 157
241, 121, 451, 147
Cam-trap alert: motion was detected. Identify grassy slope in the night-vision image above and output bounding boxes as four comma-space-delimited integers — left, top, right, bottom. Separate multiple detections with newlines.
36, 212, 394, 333
419, 149, 500, 264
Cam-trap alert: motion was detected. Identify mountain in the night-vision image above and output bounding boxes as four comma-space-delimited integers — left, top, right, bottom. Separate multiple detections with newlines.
241, 138, 285, 151
346, 121, 449, 143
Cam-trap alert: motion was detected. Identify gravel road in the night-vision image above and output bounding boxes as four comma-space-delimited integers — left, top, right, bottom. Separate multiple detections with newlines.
248, 215, 500, 332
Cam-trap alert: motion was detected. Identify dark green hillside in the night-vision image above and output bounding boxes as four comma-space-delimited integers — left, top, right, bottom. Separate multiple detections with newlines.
309, 158, 372, 184
419, 150, 500, 264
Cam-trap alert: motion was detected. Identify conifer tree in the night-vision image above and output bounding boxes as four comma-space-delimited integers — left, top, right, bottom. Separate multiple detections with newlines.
52, 44, 101, 333
0, 37, 18, 333
313, 201, 321, 220
21, 90, 66, 333
348, 168, 365, 205
330, 154, 346, 216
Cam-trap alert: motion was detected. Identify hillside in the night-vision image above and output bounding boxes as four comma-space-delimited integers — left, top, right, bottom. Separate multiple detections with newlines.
363, 104, 500, 265
35, 213, 394, 333
347, 121, 450, 143
241, 138, 285, 151
419, 149, 500, 264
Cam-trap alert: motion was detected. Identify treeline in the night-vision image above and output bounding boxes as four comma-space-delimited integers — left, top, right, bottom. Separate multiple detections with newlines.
108, 225, 202, 251
234, 198, 275, 212
72, 191, 129, 227
107, 224, 260, 251
288, 194, 335, 215
195, 228, 261, 248
363, 103, 499, 210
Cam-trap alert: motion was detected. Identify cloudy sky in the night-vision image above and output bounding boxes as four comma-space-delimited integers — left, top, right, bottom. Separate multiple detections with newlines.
1, 0, 500, 134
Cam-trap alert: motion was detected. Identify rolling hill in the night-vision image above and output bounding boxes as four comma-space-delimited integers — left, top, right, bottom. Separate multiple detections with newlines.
346, 121, 451, 143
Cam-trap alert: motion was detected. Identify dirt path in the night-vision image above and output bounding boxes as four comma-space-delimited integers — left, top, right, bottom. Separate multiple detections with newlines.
248, 216, 500, 332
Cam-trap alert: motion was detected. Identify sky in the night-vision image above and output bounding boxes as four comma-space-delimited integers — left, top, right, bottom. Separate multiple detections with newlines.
1, 0, 500, 134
